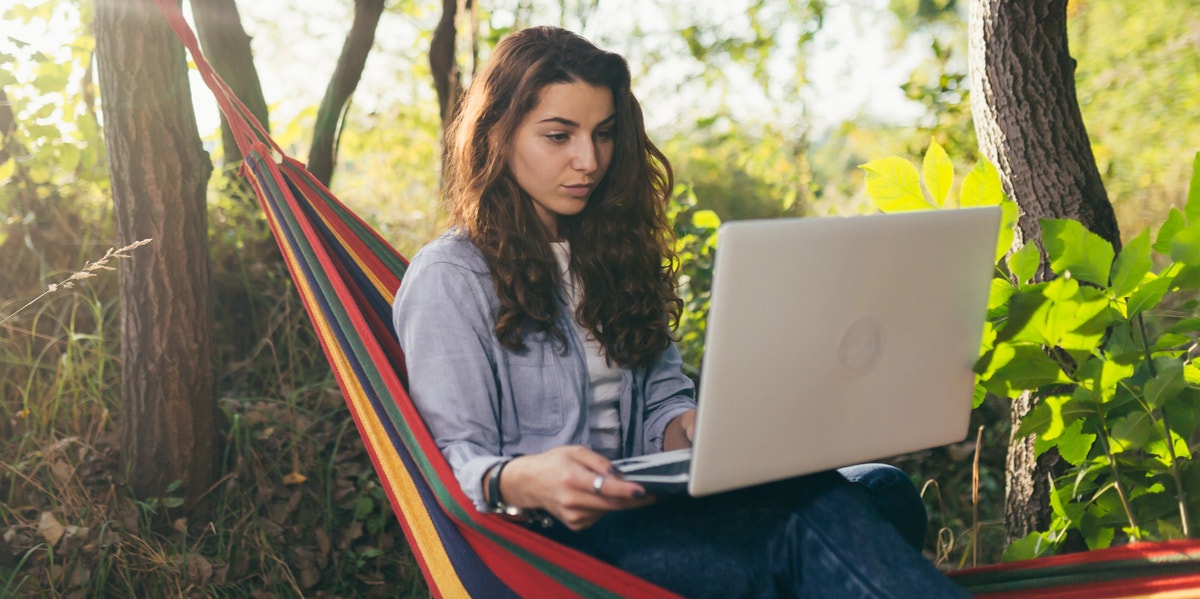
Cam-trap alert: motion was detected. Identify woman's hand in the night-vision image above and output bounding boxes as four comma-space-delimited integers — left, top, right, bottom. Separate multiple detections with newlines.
498, 446, 654, 531
663, 409, 697, 451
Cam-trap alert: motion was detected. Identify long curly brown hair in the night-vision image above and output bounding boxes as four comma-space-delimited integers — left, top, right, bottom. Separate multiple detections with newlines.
443, 26, 682, 371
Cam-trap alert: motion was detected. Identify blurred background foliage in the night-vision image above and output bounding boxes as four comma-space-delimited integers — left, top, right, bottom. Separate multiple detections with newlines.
2, 0, 1200, 594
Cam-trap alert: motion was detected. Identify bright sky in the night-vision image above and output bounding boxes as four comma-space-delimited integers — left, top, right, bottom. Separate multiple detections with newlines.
186, 0, 926, 140
0, 0, 927, 145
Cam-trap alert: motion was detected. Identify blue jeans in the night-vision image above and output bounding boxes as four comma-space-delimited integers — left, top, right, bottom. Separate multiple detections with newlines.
838, 463, 928, 551
539, 466, 967, 599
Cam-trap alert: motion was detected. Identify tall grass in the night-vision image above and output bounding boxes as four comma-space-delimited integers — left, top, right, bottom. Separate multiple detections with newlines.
0, 228, 425, 597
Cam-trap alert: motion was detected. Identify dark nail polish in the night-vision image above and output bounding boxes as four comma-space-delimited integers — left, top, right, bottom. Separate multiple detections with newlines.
633, 489, 645, 498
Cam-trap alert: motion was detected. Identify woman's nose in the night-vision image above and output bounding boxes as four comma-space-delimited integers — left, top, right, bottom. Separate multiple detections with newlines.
571, 139, 598, 173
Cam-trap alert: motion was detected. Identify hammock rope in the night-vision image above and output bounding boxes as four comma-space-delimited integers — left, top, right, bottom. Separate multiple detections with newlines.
147, 0, 1200, 596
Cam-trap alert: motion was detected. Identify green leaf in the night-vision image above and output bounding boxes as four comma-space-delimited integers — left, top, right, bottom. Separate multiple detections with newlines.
1079, 358, 1135, 404
1053, 286, 1116, 353
1169, 222, 1200, 265
960, 158, 1005, 208
988, 277, 1015, 311
1185, 151, 1200, 223
1154, 208, 1187, 254
1042, 219, 1115, 287
977, 343, 1071, 397
1003, 531, 1060, 562
998, 285, 1053, 346
999, 279, 1111, 351
1048, 475, 1086, 523
1144, 361, 1185, 409
1105, 323, 1144, 365
354, 494, 374, 520
996, 200, 1019, 263
1017, 391, 1095, 440
32, 60, 70, 94
1127, 270, 1176, 316
922, 138, 953, 207
1008, 244, 1041, 286
1147, 429, 1191, 465
1109, 229, 1152, 298
1109, 412, 1154, 453
1057, 419, 1098, 466
860, 157, 934, 212
691, 209, 721, 230
1085, 526, 1116, 551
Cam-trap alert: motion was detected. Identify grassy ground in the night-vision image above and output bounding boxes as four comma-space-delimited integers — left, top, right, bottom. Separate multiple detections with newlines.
0, 203, 1007, 597
0, 207, 426, 597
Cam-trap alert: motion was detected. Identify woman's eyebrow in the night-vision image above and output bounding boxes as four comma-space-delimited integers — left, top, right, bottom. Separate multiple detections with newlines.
536, 114, 617, 127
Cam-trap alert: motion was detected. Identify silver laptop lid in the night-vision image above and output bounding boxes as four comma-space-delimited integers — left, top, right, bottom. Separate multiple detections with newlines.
688, 207, 1001, 496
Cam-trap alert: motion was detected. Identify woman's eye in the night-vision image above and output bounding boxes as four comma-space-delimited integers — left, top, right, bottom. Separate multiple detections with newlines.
546, 133, 569, 142
596, 129, 614, 140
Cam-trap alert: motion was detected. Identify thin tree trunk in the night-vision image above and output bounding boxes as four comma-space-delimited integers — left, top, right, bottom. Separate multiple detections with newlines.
307, 0, 385, 188
430, 0, 462, 128
190, 0, 271, 167
95, 0, 217, 507
430, 0, 470, 181
969, 0, 1121, 545
0, 88, 18, 167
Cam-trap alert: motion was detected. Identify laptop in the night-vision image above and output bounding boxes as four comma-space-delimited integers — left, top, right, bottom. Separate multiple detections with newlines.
612, 206, 1002, 496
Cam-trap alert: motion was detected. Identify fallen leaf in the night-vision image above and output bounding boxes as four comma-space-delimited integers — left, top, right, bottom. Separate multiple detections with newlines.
315, 527, 331, 564
38, 512, 65, 546
172, 553, 213, 585
52, 460, 74, 483
68, 565, 91, 589
300, 564, 320, 589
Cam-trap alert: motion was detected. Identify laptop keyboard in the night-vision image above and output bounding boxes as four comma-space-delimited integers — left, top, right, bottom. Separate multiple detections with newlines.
633, 457, 691, 477
611, 448, 693, 478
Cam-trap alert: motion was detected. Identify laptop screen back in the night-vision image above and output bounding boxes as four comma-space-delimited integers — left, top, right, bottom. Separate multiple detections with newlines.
687, 207, 1001, 496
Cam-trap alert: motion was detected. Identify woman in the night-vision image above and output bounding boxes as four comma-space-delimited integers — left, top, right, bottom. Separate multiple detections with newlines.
393, 25, 968, 598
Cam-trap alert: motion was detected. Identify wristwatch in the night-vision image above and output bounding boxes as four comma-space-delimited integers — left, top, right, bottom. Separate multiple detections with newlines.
485, 457, 553, 528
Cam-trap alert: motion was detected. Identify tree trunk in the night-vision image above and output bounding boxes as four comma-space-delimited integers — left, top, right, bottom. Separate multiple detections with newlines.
307, 0, 385, 188
190, 0, 271, 168
430, 0, 474, 181
95, 0, 217, 507
968, 0, 1122, 545
430, 0, 463, 130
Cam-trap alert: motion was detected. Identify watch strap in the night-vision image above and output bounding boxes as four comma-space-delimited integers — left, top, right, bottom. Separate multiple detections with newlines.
486, 457, 514, 510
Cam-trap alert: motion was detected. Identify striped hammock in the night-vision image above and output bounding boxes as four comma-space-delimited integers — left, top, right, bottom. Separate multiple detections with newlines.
150, 0, 1200, 596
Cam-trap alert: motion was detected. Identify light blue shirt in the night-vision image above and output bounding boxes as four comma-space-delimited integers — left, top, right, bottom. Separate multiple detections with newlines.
392, 231, 697, 511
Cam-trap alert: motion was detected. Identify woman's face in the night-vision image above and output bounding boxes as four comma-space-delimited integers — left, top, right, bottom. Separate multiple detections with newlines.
508, 81, 615, 240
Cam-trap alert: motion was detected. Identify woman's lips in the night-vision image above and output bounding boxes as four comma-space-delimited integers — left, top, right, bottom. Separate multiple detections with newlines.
563, 184, 593, 198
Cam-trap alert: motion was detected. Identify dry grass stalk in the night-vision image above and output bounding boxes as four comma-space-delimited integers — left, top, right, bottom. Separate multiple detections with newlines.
0, 238, 153, 327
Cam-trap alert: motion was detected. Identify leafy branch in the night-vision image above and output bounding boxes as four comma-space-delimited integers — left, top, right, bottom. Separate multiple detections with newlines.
862, 140, 1200, 561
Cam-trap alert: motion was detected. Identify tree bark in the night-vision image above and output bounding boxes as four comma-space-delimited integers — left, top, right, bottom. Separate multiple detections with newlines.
430, 0, 472, 181
95, 0, 217, 507
430, 0, 463, 130
190, 0, 271, 167
0, 88, 18, 167
968, 0, 1121, 545
307, 0, 385, 188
